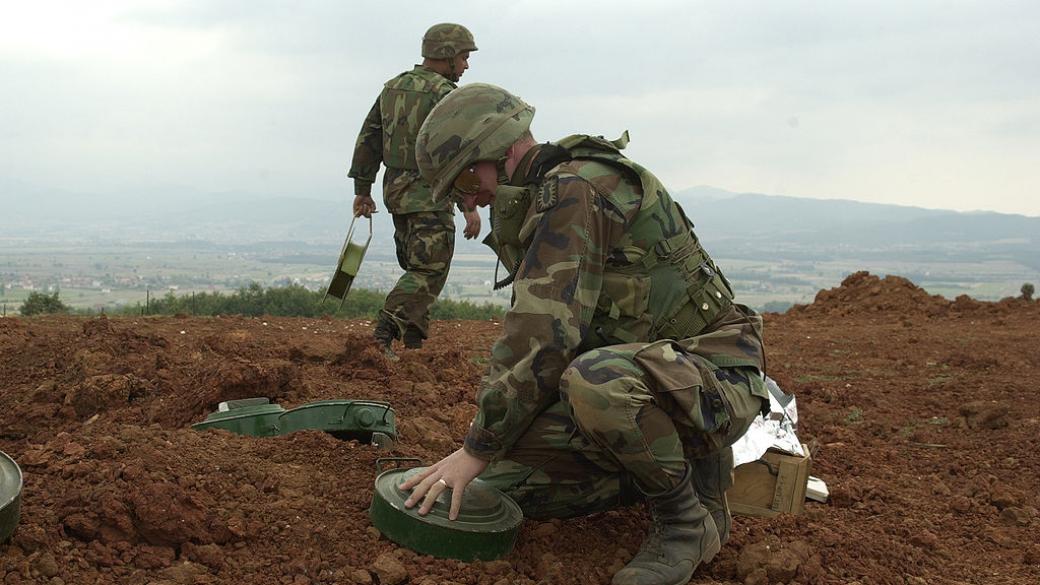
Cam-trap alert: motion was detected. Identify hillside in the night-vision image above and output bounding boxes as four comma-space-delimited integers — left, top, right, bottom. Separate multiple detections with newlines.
1, 273, 1039, 584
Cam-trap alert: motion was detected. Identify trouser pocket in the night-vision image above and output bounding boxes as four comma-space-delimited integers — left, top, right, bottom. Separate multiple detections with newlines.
634, 342, 764, 458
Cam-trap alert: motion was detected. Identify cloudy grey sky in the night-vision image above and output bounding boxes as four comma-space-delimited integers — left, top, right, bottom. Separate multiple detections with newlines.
2, 0, 1038, 215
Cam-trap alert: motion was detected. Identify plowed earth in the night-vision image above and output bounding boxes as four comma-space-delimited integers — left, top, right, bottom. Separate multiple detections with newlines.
1, 271, 1038, 585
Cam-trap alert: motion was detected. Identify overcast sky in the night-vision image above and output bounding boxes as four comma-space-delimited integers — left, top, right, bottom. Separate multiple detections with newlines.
2, 0, 1038, 216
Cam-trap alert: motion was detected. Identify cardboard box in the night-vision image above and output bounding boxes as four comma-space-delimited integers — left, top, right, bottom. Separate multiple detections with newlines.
729, 444, 812, 517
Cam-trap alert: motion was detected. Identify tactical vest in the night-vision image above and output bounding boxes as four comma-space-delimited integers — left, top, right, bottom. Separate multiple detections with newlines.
552, 135, 735, 348
379, 68, 454, 170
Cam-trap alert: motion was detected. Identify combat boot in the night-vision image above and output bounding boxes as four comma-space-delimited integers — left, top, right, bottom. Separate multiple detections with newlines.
612, 465, 721, 585
402, 325, 425, 349
373, 314, 400, 360
690, 446, 734, 545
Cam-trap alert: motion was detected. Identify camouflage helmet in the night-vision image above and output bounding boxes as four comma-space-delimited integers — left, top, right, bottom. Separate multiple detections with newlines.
422, 23, 478, 59
415, 83, 535, 203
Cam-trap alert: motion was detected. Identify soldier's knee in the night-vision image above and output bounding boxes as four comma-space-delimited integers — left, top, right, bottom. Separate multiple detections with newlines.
561, 349, 644, 424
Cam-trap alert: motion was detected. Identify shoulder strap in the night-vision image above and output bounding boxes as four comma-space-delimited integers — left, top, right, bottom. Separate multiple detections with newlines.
555, 131, 664, 209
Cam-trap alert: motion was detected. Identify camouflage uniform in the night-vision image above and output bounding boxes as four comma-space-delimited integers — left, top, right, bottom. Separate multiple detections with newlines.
414, 86, 769, 520
469, 142, 769, 517
347, 24, 476, 344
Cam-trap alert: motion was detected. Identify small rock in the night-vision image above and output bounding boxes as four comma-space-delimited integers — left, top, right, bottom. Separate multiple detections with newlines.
181, 543, 225, 570
983, 526, 1015, 546
910, 530, 938, 550
350, 569, 373, 585
366, 526, 382, 540
32, 552, 60, 578
1000, 507, 1032, 527
949, 496, 972, 513
371, 552, 407, 585
990, 487, 1020, 510
959, 401, 1010, 430
736, 538, 806, 583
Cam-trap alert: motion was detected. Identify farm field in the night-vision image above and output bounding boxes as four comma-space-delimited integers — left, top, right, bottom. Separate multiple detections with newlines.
3, 241, 1036, 315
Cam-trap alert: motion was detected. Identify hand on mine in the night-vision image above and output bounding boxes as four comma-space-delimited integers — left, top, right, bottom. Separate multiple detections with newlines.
401, 447, 489, 520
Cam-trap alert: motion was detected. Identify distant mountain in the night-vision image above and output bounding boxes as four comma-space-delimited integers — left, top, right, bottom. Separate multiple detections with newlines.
5, 177, 1037, 269
671, 186, 1039, 268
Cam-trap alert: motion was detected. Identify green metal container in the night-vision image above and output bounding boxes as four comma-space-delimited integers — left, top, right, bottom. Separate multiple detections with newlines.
278, 400, 396, 446
323, 215, 372, 306
191, 398, 286, 437
0, 450, 23, 542
369, 465, 523, 561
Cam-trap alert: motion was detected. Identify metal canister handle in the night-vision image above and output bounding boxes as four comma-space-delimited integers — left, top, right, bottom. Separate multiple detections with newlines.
375, 457, 422, 473
343, 214, 373, 245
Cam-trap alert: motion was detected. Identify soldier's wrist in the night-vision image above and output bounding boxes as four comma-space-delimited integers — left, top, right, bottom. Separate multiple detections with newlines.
463, 426, 501, 461
353, 181, 374, 197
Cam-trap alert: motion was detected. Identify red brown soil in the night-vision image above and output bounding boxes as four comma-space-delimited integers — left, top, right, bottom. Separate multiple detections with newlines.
2, 272, 1039, 584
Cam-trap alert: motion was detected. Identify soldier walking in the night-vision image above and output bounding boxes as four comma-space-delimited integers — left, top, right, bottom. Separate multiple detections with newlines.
347, 23, 480, 353
402, 84, 771, 585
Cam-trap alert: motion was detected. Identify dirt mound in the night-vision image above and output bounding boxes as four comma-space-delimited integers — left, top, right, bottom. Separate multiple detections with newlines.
2, 306, 1039, 584
792, 271, 948, 317
794, 271, 1040, 322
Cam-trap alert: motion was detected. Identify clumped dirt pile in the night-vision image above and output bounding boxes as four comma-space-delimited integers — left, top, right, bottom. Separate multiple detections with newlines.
2, 290, 1039, 584
792, 271, 947, 317
792, 271, 1040, 322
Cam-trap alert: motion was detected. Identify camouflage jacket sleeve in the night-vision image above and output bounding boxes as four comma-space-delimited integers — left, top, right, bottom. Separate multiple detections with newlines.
347, 98, 383, 196
464, 173, 631, 460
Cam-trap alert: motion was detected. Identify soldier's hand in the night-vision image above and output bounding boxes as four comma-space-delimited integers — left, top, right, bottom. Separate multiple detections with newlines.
463, 209, 481, 240
353, 195, 377, 218
401, 447, 489, 520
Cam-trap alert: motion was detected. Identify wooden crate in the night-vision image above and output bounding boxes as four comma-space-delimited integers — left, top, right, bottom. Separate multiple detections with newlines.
729, 444, 812, 517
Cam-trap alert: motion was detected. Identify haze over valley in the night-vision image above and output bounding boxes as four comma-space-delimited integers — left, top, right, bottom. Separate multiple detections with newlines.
4, 181, 1036, 315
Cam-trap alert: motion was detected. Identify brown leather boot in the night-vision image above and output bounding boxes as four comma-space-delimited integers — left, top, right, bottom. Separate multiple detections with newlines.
690, 446, 734, 545
612, 465, 721, 585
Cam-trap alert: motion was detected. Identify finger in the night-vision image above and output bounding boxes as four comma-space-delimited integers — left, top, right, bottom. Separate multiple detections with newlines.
449, 481, 465, 520
419, 479, 448, 516
404, 470, 444, 509
400, 466, 434, 491
403, 477, 432, 508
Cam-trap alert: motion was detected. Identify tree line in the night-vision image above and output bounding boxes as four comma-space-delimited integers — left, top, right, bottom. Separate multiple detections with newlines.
16, 284, 504, 320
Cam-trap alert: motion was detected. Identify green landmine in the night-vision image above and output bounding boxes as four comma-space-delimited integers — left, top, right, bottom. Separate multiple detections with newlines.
191, 398, 286, 437
278, 399, 396, 447
0, 450, 23, 542
192, 397, 397, 448
369, 465, 523, 561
